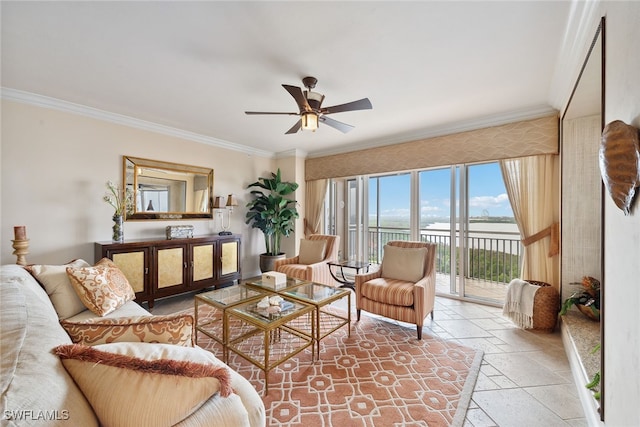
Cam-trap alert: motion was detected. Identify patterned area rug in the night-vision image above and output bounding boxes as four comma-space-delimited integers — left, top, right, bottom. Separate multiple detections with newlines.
188, 304, 482, 427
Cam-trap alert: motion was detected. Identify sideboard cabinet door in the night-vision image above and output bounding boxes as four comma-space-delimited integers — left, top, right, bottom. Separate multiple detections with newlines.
95, 244, 151, 305
154, 244, 188, 300
190, 241, 215, 288
217, 236, 241, 285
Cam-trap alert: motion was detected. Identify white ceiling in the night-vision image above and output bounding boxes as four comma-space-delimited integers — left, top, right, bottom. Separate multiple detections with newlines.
1, 1, 572, 157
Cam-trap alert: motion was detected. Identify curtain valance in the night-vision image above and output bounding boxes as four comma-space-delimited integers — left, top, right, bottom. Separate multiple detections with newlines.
305, 114, 558, 180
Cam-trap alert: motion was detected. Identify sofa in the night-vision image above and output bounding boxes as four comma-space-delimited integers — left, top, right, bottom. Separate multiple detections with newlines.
0, 263, 266, 427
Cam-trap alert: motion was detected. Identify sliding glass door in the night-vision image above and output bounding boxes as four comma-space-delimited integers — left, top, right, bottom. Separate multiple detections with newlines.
333, 161, 519, 305
367, 173, 411, 263
463, 163, 519, 302
419, 167, 458, 295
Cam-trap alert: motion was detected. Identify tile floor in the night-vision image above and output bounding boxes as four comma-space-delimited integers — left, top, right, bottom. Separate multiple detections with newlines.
149, 289, 587, 427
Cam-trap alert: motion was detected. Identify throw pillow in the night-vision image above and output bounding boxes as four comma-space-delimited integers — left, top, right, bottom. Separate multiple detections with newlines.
25, 259, 92, 320
381, 245, 427, 282
298, 239, 327, 265
61, 313, 195, 347
53, 342, 232, 427
66, 258, 135, 316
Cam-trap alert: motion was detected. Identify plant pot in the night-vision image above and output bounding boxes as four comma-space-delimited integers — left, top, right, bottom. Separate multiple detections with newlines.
259, 253, 285, 273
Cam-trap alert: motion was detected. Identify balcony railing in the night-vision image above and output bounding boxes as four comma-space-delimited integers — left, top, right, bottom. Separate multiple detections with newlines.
350, 227, 522, 286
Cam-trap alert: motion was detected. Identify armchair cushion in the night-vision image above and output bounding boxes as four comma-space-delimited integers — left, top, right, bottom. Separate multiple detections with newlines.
61, 314, 195, 347
381, 245, 427, 282
298, 239, 327, 265
54, 342, 232, 427
359, 277, 415, 306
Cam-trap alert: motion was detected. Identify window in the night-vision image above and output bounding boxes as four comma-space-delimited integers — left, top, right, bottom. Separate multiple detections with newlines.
330, 161, 520, 305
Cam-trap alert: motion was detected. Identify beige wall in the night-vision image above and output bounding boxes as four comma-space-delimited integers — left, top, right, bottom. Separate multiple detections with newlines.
274, 154, 306, 258
599, 2, 640, 425
0, 100, 276, 278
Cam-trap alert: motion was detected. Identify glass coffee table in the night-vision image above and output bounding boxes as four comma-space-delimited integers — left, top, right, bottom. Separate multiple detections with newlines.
245, 277, 352, 360
226, 296, 314, 395
194, 284, 265, 362
278, 282, 351, 360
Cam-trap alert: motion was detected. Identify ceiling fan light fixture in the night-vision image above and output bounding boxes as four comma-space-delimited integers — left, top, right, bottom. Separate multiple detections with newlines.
301, 112, 318, 131
304, 90, 324, 110
306, 91, 323, 101
245, 76, 371, 135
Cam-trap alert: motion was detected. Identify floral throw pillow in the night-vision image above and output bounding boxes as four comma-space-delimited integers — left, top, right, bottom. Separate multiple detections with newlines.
66, 258, 135, 316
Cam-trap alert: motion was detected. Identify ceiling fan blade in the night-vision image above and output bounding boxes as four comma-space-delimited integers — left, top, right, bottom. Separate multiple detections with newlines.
285, 119, 302, 134
245, 111, 298, 115
322, 98, 372, 114
319, 116, 354, 133
282, 84, 311, 112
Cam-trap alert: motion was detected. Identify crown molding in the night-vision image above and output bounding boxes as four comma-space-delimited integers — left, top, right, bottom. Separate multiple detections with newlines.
0, 87, 275, 158
307, 104, 558, 158
2, 87, 558, 161
275, 148, 307, 159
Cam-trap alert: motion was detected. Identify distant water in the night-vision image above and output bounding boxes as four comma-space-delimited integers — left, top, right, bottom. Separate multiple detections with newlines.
423, 222, 521, 255
425, 222, 520, 235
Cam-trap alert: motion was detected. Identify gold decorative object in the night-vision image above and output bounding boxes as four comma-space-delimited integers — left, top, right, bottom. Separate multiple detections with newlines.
599, 120, 640, 215
165, 225, 194, 239
577, 303, 600, 321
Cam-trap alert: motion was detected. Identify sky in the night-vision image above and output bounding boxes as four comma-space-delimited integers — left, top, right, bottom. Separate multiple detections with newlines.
370, 162, 514, 220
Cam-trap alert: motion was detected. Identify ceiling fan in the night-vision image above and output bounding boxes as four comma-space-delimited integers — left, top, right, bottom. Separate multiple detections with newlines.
245, 76, 372, 135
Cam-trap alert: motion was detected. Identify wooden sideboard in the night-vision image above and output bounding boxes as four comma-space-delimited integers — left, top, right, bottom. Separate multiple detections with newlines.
95, 234, 241, 308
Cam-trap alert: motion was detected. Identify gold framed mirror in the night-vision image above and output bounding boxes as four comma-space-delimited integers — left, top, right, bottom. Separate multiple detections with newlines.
123, 156, 213, 220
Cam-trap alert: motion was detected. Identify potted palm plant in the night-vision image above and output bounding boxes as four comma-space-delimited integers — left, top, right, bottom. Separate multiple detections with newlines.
245, 169, 299, 272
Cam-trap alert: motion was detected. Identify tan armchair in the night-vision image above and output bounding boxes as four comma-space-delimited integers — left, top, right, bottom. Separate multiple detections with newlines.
355, 241, 436, 339
274, 234, 340, 287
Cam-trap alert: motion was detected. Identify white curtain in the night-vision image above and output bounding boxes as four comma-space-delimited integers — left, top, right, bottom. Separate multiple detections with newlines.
500, 154, 560, 288
304, 179, 328, 236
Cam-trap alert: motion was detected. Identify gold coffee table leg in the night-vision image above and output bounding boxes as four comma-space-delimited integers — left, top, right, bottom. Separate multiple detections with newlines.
264, 329, 270, 394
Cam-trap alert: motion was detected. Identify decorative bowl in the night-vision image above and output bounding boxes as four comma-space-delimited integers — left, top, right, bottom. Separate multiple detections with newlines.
577, 304, 600, 321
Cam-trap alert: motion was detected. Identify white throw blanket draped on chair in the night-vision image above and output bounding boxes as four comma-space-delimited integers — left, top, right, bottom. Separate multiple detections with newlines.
503, 279, 539, 329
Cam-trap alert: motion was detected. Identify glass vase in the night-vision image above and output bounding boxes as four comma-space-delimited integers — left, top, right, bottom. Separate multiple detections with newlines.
112, 214, 124, 243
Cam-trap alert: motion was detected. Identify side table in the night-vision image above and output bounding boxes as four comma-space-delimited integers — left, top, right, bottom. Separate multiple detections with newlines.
327, 260, 370, 291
